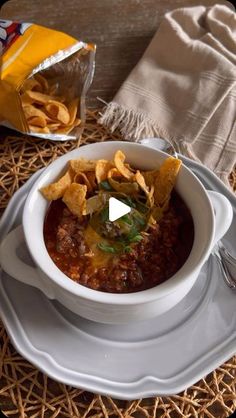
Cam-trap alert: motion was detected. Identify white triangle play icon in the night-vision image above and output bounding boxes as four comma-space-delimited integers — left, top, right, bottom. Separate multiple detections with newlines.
109, 197, 131, 222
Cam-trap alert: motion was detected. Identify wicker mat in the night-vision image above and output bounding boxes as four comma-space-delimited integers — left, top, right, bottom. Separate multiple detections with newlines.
0, 110, 235, 418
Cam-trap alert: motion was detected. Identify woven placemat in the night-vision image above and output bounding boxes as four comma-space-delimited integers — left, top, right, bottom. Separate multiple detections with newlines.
0, 110, 235, 418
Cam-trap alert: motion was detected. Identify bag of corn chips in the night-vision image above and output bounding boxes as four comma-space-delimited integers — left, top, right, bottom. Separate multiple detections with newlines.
0, 19, 95, 140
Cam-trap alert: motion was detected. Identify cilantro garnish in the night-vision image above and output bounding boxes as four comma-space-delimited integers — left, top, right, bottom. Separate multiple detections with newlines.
99, 180, 114, 191
97, 242, 117, 253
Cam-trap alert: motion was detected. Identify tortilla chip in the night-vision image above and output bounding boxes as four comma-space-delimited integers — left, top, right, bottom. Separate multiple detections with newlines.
47, 122, 61, 131
21, 78, 42, 93
45, 100, 70, 124
86, 171, 97, 190
107, 168, 122, 178
40, 168, 73, 200
114, 150, 134, 180
70, 158, 97, 173
154, 157, 182, 206
20, 92, 34, 105
146, 185, 154, 207
48, 84, 58, 96
95, 160, 114, 183
23, 104, 50, 120
20, 71, 80, 137
54, 126, 73, 135
149, 217, 156, 227
149, 205, 164, 224
23, 90, 62, 105
142, 169, 159, 188
108, 177, 139, 195
73, 118, 81, 126
62, 183, 87, 216
29, 125, 50, 133
28, 116, 47, 128
108, 168, 139, 194
135, 171, 150, 195
54, 118, 80, 135
74, 172, 93, 192
67, 98, 79, 125
34, 73, 49, 92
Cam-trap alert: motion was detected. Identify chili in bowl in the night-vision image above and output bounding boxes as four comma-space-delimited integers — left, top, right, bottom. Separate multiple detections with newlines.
42, 150, 194, 294
0, 141, 233, 323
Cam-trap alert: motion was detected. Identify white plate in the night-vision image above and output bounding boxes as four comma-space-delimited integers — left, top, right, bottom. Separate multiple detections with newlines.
0, 154, 235, 400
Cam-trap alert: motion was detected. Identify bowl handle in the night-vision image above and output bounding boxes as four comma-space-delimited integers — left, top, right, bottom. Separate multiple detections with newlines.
0, 225, 54, 298
207, 190, 233, 247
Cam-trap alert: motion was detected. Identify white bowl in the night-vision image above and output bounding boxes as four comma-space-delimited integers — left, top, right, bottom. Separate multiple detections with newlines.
0, 141, 233, 323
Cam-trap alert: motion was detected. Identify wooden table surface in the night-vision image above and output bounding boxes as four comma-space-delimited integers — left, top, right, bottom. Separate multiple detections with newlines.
0, 0, 230, 107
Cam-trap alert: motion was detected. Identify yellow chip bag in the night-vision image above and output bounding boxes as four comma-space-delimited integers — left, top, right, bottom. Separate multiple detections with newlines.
0, 20, 95, 141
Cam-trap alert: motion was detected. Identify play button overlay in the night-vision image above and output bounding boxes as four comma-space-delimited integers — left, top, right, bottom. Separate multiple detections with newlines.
109, 197, 131, 222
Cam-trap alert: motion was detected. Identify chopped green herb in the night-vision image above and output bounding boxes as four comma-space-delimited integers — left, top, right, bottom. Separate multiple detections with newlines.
119, 196, 136, 208
135, 215, 146, 227
120, 214, 133, 225
100, 206, 109, 222
99, 180, 114, 191
123, 246, 132, 253
135, 201, 149, 214
97, 242, 117, 253
129, 234, 143, 243
126, 227, 138, 240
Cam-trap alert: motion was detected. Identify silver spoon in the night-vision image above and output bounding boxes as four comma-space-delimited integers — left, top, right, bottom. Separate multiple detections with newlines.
140, 137, 179, 158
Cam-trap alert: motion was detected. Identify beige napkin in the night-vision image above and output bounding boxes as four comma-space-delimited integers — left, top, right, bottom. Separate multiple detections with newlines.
100, 4, 236, 187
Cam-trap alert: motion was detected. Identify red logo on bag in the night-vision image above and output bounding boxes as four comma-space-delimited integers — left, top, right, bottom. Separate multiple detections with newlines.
0, 20, 31, 53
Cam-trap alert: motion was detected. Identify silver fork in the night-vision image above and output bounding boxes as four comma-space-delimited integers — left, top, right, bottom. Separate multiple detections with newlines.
213, 243, 236, 290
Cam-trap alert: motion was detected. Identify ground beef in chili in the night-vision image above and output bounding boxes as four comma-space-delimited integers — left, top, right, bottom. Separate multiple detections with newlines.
44, 191, 194, 293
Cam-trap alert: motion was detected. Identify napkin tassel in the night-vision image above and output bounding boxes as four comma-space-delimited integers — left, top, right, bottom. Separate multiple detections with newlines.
99, 101, 202, 163
100, 101, 169, 140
